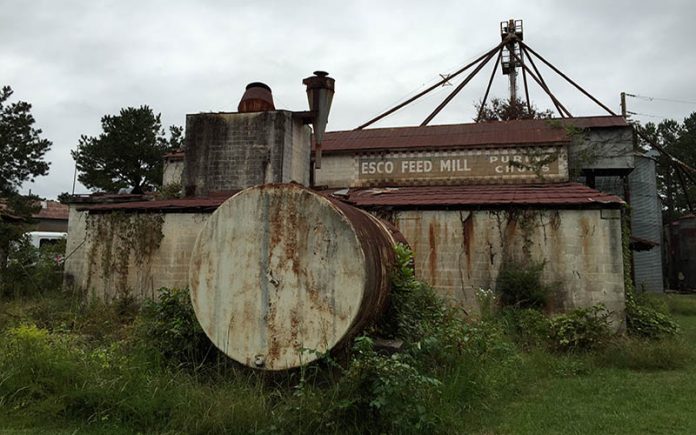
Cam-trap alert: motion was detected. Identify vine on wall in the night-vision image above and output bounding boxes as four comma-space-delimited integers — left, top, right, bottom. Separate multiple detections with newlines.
492, 209, 539, 262
85, 212, 165, 298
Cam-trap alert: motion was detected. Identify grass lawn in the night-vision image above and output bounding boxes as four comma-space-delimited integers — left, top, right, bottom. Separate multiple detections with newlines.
1, 293, 695, 434
473, 296, 696, 435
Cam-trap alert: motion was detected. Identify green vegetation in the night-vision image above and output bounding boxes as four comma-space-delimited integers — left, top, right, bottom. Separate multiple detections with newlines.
0, 85, 53, 291
622, 211, 680, 339
637, 114, 696, 222
475, 96, 554, 122
0, 236, 65, 298
1, 245, 695, 434
496, 260, 551, 309
71, 106, 182, 193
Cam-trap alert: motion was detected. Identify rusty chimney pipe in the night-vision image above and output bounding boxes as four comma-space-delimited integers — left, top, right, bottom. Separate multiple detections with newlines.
238, 82, 276, 113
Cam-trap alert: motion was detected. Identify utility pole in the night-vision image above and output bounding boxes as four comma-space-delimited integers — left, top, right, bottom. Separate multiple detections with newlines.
620, 92, 627, 117
71, 163, 77, 195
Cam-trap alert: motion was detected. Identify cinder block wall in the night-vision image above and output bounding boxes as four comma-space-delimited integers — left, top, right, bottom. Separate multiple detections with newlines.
163, 160, 184, 186
183, 110, 311, 196
64, 206, 625, 328
315, 154, 359, 188
64, 209, 208, 301
394, 208, 626, 327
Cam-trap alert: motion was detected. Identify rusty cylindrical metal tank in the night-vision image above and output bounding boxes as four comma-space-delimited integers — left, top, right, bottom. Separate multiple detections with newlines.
189, 183, 402, 370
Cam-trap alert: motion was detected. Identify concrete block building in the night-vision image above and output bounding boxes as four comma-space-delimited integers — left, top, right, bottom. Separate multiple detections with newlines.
64, 84, 632, 327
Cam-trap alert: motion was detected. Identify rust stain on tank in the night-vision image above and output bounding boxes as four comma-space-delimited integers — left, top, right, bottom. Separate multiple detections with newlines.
289, 309, 300, 347
265, 296, 280, 365
189, 184, 404, 371
283, 195, 301, 277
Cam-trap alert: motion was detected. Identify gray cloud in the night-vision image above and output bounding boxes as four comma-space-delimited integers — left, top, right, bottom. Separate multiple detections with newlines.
2, 0, 695, 198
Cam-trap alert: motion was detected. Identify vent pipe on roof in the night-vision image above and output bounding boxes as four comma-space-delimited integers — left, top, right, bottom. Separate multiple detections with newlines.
238, 82, 275, 113
303, 71, 335, 169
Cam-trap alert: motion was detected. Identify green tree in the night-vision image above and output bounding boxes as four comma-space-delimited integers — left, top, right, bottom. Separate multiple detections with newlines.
0, 86, 52, 290
475, 97, 554, 122
0, 86, 51, 195
72, 106, 181, 194
639, 114, 696, 222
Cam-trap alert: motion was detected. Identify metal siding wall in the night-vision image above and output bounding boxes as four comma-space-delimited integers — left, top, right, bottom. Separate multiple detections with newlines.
593, 155, 664, 292
629, 155, 664, 292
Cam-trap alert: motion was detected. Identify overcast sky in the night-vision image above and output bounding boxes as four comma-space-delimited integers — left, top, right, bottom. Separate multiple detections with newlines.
3, 0, 696, 199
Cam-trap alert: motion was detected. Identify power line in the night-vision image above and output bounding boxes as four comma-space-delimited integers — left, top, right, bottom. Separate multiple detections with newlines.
627, 110, 667, 119
626, 93, 696, 106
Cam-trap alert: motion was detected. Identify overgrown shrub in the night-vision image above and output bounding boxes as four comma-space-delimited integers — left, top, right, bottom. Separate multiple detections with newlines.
626, 298, 680, 338
157, 182, 183, 199
548, 305, 611, 352
136, 287, 217, 368
376, 244, 507, 369
275, 245, 519, 434
345, 337, 442, 431
290, 336, 443, 434
621, 211, 679, 338
377, 244, 450, 345
500, 307, 551, 350
624, 288, 679, 339
475, 287, 497, 320
1, 235, 65, 298
496, 260, 551, 309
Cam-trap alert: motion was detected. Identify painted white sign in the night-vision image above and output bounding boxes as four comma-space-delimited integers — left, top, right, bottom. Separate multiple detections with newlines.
355, 146, 567, 186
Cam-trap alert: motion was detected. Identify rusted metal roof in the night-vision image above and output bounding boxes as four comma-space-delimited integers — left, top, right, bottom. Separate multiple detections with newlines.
80, 196, 233, 213
34, 201, 69, 220
1, 199, 68, 221
325, 183, 624, 208
79, 183, 622, 213
316, 116, 629, 153
163, 150, 185, 161
67, 193, 153, 204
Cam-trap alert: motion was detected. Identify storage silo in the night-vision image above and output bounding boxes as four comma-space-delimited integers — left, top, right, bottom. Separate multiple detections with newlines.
629, 151, 663, 292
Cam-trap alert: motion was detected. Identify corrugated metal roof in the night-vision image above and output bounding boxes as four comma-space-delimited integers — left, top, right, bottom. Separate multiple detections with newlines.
317, 116, 629, 153
68, 193, 152, 204
80, 183, 622, 213
80, 195, 234, 213
34, 201, 69, 220
325, 183, 624, 208
1, 199, 68, 221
